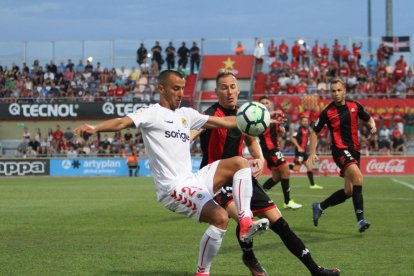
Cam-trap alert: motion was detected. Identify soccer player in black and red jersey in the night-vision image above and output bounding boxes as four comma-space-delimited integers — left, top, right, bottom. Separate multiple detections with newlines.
192, 71, 340, 276
307, 78, 377, 232
259, 96, 302, 209
290, 115, 323, 189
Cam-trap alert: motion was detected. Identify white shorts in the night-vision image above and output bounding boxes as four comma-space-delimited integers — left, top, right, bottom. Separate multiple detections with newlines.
159, 160, 220, 221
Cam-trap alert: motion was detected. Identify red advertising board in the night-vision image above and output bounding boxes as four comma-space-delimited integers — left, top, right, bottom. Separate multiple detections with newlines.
261, 156, 414, 176
200, 55, 255, 79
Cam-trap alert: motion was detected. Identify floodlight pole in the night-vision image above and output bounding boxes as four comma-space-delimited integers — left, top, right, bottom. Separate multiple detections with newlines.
386, 0, 393, 36
368, 0, 372, 53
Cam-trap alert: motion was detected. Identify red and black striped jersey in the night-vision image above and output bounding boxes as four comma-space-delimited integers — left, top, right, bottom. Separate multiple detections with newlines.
258, 123, 281, 153
313, 100, 371, 151
293, 126, 310, 152
199, 103, 245, 168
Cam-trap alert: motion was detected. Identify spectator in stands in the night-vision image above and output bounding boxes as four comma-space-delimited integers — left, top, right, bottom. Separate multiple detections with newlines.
403, 108, 414, 139
253, 41, 265, 73
76, 60, 85, 73
129, 66, 141, 83
340, 45, 350, 65
234, 41, 245, 55
151, 41, 164, 72
25, 146, 37, 158
165, 41, 176, 69
391, 130, 406, 154
291, 40, 301, 63
268, 39, 277, 63
66, 145, 78, 158
190, 41, 201, 74
279, 39, 289, 63
378, 134, 392, 155
300, 42, 311, 68
394, 79, 407, 98
136, 43, 148, 65
66, 59, 75, 72
28, 137, 40, 154
53, 125, 64, 143
332, 39, 341, 65
352, 42, 363, 65
140, 57, 151, 75
320, 43, 329, 60
366, 54, 377, 77
311, 40, 321, 64
177, 42, 190, 69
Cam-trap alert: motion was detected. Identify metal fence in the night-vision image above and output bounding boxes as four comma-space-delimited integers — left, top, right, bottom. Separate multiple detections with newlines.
0, 36, 412, 70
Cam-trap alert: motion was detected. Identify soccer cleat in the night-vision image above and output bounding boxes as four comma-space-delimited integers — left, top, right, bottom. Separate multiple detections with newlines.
239, 217, 270, 242
283, 200, 303, 209
242, 255, 268, 276
358, 219, 371, 233
310, 184, 324, 189
195, 273, 209, 276
312, 202, 323, 226
312, 267, 341, 275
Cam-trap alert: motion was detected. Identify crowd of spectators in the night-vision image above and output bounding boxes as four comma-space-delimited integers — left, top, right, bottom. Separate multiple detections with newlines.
0, 41, 201, 104
16, 124, 148, 159
252, 39, 414, 99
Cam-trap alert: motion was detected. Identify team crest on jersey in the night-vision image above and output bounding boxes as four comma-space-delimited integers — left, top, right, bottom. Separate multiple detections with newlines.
181, 118, 188, 128
196, 193, 205, 200
351, 108, 356, 112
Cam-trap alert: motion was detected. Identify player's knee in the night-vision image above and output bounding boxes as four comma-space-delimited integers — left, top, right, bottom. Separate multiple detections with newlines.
344, 187, 353, 197
212, 208, 229, 229
232, 156, 249, 170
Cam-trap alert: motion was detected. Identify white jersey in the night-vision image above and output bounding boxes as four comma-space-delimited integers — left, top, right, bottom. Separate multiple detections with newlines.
127, 103, 208, 198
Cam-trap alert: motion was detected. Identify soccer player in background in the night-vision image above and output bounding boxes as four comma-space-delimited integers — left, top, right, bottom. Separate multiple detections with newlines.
290, 115, 323, 189
307, 78, 376, 232
192, 71, 340, 276
74, 70, 269, 276
259, 96, 303, 209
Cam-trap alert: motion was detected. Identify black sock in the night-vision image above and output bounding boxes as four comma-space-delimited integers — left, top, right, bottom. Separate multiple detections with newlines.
271, 218, 319, 273
352, 185, 364, 221
288, 164, 294, 170
307, 171, 315, 185
236, 224, 255, 259
320, 189, 349, 210
263, 177, 277, 190
281, 178, 291, 204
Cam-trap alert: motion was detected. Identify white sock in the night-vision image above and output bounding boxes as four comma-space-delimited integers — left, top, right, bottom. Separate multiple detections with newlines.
197, 225, 226, 274
232, 168, 253, 219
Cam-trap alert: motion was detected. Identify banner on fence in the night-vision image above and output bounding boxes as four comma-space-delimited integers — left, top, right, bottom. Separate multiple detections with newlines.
0, 159, 50, 176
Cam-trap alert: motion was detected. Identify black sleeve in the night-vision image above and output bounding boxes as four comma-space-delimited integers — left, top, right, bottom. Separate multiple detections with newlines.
356, 101, 371, 122
312, 109, 328, 134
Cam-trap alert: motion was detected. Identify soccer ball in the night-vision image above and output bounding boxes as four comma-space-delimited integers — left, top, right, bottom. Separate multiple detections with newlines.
236, 102, 271, 136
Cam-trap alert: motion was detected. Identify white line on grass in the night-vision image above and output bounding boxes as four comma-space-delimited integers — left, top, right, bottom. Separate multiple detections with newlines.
391, 178, 414, 190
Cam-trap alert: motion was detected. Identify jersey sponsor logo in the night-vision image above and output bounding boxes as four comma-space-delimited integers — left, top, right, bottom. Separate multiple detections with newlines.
164, 130, 190, 142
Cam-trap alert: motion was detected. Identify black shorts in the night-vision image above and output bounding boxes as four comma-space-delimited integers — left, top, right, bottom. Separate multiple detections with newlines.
264, 149, 286, 170
214, 178, 276, 214
294, 152, 309, 165
332, 148, 360, 177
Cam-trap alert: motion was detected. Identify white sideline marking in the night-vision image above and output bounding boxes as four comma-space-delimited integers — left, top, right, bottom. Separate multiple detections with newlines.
391, 178, 414, 190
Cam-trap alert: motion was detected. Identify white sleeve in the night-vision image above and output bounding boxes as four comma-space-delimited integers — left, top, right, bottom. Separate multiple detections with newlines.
182, 107, 209, 130
126, 106, 152, 129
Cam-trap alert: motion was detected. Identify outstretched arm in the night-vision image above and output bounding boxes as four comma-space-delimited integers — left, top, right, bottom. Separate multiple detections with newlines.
74, 116, 135, 136
203, 115, 237, 129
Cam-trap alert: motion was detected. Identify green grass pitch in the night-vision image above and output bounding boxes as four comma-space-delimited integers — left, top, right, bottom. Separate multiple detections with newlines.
1, 176, 413, 275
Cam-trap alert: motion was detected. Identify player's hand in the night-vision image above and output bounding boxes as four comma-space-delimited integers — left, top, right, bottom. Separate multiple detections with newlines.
298, 147, 304, 153
370, 126, 377, 135
73, 124, 97, 136
307, 153, 319, 167
248, 159, 264, 179
270, 110, 288, 124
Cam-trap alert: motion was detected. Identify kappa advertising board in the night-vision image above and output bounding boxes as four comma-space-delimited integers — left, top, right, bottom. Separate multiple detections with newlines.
261, 156, 414, 176
0, 159, 50, 176
0, 102, 155, 120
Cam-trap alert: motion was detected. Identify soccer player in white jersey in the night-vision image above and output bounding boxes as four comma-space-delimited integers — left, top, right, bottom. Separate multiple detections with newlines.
74, 70, 269, 276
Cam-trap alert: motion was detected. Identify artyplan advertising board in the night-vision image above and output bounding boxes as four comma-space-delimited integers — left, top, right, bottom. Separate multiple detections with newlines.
50, 158, 129, 176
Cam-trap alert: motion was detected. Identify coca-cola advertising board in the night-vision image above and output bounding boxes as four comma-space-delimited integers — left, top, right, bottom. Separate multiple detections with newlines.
261, 156, 414, 176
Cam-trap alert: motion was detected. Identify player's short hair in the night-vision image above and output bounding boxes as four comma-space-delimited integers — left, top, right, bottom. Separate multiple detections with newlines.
330, 78, 345, 87
215, 69, 237, 85
258, 95, 270, 102
158, 70, 184, 86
